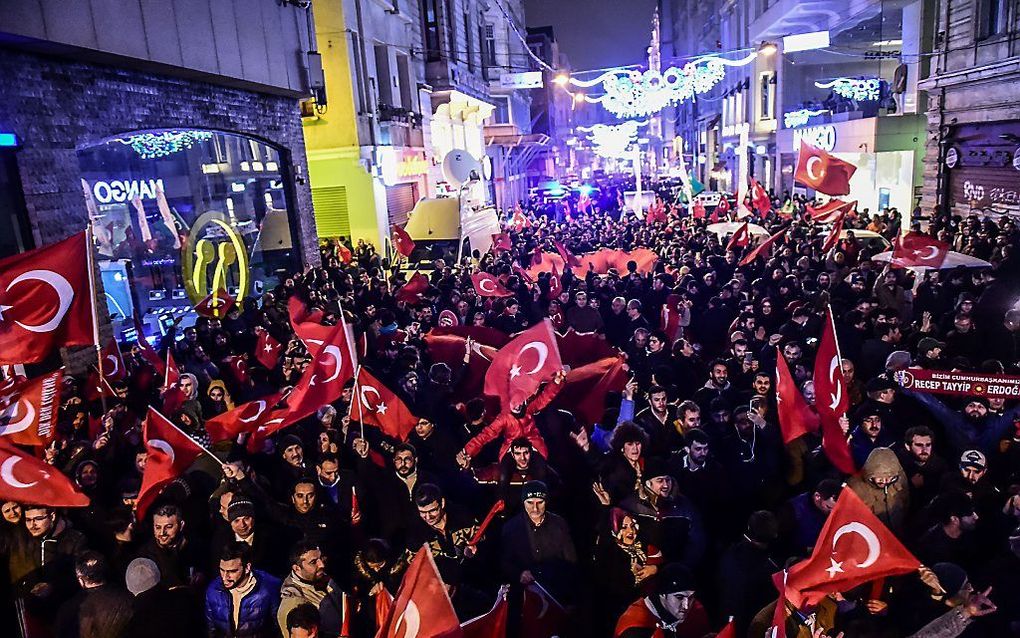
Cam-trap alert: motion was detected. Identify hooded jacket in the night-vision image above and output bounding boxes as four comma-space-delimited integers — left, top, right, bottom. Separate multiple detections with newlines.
846, 448, 910, 535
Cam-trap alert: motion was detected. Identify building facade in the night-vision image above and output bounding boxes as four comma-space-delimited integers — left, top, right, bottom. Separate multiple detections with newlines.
0, 0, 319, 348
918, 0, 1020, 220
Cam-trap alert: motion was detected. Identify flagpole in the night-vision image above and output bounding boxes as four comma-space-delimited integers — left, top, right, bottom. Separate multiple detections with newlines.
826, 304, 851, 441
353, 365, 365, 440
153, 407, 226, 468
84, 223, 108, 414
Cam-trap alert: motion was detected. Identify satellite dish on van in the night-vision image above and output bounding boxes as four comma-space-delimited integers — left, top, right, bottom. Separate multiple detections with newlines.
442, 150, 483, 188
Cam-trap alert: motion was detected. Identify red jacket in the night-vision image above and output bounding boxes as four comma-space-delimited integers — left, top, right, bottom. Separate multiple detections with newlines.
464, 381, 561, 459
614, 598, 709, 638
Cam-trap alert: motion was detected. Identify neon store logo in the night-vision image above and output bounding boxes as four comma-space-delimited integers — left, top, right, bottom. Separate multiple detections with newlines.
92, 178, 166, 204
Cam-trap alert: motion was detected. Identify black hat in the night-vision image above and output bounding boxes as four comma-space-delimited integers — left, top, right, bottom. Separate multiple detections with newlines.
655, 563, 695, 594
521, 480, 548, 502
226, 499, 256, 522
642, 457, 673, 482
865, 377, 898, 393
279, 434, 303, 453
931, 562, 968, 599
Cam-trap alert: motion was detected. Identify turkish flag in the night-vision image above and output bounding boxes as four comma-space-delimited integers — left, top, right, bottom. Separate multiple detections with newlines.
807, 199, 857, 224
377, 545, 460, 638
813, 308, 855, 474
224, 355, 251, 386
739, 226, 789, 267
750, 178, 772, 215
891, 232, 950, 269
511, 263, 534, 287
660, 294, 684, 343
784, 488, 920, 608
522, 583, 566, 638
0, 231, 95, 365
0, 371, 62, 446
288, 295, 325, 327
437, 309, 458, 328
491, 233, 512, 253
795, 142, 857, 196
461, 588, 508, 638
0, 439, 89, 507
546, 264, 562, 302
205, 392, 284, 443
775, 348, 819, 444
712, 196, 729, 221
716, 619, 737, 638
725, 222, 752, 251
472, 272, 513, 298
137, 408, 204, 517
691, 199, 707, 220
484, 320, 562, 409
396, 272, 429, 305
85, 367, 117, 402
375, 589, 395, 633
133, 318, 166, 375
552, 356, 628, 427
555, 329, 618, 368
338, 244, 353, 264
392, 224, 416, 258
193, 288, 236, 319
254, 327, 282, 370
99, 339, 126, 383
351, 368, 417, 441
553, 240, 581, 269
820, 210, 847, 253
283, 321, 355, 425
424, 333, 497, 402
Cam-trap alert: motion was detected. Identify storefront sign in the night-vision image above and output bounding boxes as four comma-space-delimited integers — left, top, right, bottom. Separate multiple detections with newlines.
379, 149, 429, 186
898, 368, 1020, 398
950, 165, 1020, 210
92, 178, 166, 204
499, 71, 543, 89
792, 125, 836, 152
945, 147, 959, 169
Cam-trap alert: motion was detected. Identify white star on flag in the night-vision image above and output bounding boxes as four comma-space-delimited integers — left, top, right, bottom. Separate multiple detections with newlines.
509, 365, 521, 379
825, 557, 844, 578
375, 402, 388, 415
264, 344, 273, 352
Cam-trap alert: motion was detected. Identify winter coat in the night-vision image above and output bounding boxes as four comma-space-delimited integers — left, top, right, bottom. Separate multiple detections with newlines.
205, 570, 281, 638
277, 571, 346, 637
464, 381, 561, 459
846, 448, 910, 535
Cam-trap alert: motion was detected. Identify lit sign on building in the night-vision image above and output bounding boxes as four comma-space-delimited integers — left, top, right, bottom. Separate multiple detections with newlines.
92, 178, 166, 204
793, 125, 837, 152
379, 149, 430, 186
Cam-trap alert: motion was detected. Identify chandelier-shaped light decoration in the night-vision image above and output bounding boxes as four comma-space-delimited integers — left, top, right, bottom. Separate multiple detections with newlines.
577, 121, 647, 159
783, 108, 829, 128
117, 130, 215, 159
572, 52, 757, 119
814, 78, 881, 102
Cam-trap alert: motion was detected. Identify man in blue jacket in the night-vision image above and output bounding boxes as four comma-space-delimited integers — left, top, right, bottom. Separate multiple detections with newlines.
206, 541, 282, 638
904, 388, 1020, 455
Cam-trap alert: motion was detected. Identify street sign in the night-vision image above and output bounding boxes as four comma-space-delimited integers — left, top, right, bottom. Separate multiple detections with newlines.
499, 71, 543, 89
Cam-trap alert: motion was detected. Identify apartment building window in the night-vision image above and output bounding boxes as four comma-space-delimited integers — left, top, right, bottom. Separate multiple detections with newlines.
350, 33, 369, 112
484, 24, 497, 66
421, 0, 441, 62
375, 44, 393, 106
759, 73, 775, 120
396, 54, 414, 110
978, 0, 1010, 38
479, 24, 489, 79
464, 13, 475, 71
445, 0, 456, 61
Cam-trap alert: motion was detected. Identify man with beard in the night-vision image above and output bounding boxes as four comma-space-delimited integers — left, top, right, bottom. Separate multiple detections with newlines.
896, 426, 948, 511
906, 391, 1020, 455
619, 459, 705, 568
205, 541, 281, 638
276, 542, 349, 638
356, 441, 437, 544
634, 386, 680, 457
136, 504, 205, 588
850, 407, 897, 467
691, 360, 734, 414
614, 563, 710, 638
918, 491, 983, 571
404, 484, 479, 604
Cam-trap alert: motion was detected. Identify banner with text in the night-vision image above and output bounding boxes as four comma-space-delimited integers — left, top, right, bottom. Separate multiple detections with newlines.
899, 368, 1020, 399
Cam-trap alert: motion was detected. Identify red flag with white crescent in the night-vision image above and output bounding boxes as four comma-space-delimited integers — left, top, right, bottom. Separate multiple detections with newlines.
255, 327, 282, 370
472, 272, 514, 298
484, 320, 562, 409
522, 583, 566, 638
738, 226, 789, 267
491, 232, 511, 253
795, 142, 857, 196
775, 348, 819, 444
725, 222, 752, 251
133, 318, 166, 375
807, 199, 857, 224
99, 338, 127, 383
813, 308, 855, 474
0, 232, 95, 365
205, 392, 284, 443
437, 309, 458, 328
278, 320, 355, 429
0, 370, 62, 446
546, 264, 562, 302
136, 408, 204, 517
820, 210, 847, 253
0, 439, 89, 507
890, 232, 950, 269
377, 546, 460, 638
193, 288, 236, 319
392, 224, 416, 258
351, 368, 417, 441
783, 488, 920, 608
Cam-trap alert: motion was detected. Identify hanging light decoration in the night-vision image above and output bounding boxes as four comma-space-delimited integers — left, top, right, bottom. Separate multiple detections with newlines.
814, 78, 881, 102
571, 52, 758, 119
117, 130, 215, 159
783, 108, 829, 128
577, 121, 647, 159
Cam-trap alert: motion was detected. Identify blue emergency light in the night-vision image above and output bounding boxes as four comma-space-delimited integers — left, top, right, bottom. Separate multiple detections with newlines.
0, 132, 19, 147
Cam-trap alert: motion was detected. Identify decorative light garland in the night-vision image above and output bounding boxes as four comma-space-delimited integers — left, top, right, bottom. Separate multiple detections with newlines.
117, 130, 215, 159
572, 52, 758, 119
783, 108, 829, 128
577, 121, 647, 159
814, 78, 881, 102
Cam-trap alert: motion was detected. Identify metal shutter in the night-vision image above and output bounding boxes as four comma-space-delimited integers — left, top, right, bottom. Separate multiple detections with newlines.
311, 186, 351, 239
386, 183, 417, 226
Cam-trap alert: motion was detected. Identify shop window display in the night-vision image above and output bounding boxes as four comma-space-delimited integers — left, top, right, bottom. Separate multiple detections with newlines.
78, 129, 300, 343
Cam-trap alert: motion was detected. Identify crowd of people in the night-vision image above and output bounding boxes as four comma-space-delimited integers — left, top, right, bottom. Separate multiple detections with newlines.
2, 189, 1020, 638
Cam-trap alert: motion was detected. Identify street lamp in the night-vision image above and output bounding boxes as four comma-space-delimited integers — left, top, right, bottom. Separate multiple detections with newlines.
758, 41, 778, 56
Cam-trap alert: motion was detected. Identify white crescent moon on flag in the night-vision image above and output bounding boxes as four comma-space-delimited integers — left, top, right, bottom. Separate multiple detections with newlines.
320, 345, 344, 384
0, 456, 38, 489
6, 269, 75, 333
147, 439, 175, 464
827, 356, 843, 410
479, 278, 497, 294
239, 401, 267, 423
106, 355, 120, 377
359, 385, 380, 410
832, 521, 881, 568
806, 156, 823, 181
518, 342, 549, 375
395, 600, 421, 638
536, 590, 549, 618
0, 399, 36, 435
917, 245, 939, 261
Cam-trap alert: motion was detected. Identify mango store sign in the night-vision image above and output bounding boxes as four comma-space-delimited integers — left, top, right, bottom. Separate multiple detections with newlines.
793, 125, 836, 152
92, 178, 166, 204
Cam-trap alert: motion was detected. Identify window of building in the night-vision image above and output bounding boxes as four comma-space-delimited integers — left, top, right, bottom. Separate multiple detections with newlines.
421, 0, 441, 62
978, 0, 1010, 38
350, 33, 368, 112
396, 54, 414, 111
759, 72, 775, 120
479, 24, 489, 79
464, 12, 474, 71
445, 0, 456, 61
374, 44, 393, 107
78, 129, 300, 342
484, 23, 497, 67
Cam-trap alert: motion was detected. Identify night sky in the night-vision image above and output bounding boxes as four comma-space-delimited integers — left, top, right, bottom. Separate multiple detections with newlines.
524, 0, 658, 72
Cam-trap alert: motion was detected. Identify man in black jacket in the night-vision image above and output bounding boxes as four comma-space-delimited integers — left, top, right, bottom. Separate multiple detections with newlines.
500, 481, 577, 604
